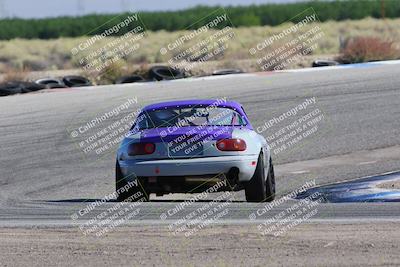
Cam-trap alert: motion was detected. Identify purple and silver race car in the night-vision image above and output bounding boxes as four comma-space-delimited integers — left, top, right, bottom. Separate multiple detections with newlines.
115, 99, 275, 202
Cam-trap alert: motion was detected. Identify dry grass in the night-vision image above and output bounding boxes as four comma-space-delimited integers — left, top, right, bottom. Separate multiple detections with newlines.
1, 67, 31, 83
377, 180, 400, 190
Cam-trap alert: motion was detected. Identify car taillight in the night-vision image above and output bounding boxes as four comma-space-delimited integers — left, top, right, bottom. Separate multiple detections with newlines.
128, 142, 155, 155
216, 139, 246, 151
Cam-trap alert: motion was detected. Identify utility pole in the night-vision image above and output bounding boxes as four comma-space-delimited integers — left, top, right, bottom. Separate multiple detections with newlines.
120, 0, 129, 13
0, 0, 8, 19
381, 0, 385, 19
77, 0, 85, 16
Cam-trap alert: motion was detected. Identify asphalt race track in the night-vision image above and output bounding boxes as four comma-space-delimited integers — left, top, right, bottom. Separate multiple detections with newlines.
1, 62, 400, 226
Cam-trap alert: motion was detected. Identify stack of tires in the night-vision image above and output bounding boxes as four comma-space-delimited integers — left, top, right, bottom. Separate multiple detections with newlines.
0, 81, 45, 96
35, 75, 92, 88
114, 66, 185, 84
0, 75, 92, 97
113, 66, 245, 84
148, 66, 184, 81
35, 78, 66, 89
61, 75, 92, 87
1, 65, 246, 97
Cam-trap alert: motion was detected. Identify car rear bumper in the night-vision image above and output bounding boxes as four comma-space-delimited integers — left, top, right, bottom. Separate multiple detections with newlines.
119, 154, 259, 182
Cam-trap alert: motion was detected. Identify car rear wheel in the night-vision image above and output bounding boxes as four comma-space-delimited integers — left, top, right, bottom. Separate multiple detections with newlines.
265, 159, 276, 202
245, 153, 267, 202
116, 161, 149, 202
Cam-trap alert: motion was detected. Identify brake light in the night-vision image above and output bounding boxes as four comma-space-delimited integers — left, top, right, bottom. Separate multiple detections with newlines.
216, 139, 246, 151
128, 142, 155, 155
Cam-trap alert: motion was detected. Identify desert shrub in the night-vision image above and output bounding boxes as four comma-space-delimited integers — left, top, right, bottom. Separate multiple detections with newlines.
90, 61, 125, 85
337, 36, 399, 63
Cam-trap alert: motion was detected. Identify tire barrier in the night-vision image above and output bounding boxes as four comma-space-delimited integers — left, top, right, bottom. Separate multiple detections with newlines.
312, 60, 339, 68
35, 78, 67, 89
212, 69, 244, 76
148, 66, 184, 81
0, 81, 46, 96
62, 75, 92, 87
115, 75, 146, 84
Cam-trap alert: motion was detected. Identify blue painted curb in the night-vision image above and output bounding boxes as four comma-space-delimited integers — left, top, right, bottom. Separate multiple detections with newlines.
296, 172, 400, 203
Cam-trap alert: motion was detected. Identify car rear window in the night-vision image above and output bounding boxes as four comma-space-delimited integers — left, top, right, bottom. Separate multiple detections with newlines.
135, 106, 246, 129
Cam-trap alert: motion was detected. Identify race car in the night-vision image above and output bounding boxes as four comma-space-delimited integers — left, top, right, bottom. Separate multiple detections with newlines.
115, 99, 275, 202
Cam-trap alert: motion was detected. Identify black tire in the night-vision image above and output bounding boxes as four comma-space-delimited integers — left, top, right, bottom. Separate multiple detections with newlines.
45, 83, 68, 89
115, 75, 145, 84
0, 81, 45, 96
245, 153, 267, 202
35, 78, 67, 89
312, 60, 339, 68
265, 159, 276, 202
62, 75, 92, 87
116, 161, 149, 202
148, 66, 184, 81
212, 69, 243, 76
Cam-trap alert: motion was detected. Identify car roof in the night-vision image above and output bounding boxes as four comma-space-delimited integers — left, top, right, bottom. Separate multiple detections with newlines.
143, 99, 243, 112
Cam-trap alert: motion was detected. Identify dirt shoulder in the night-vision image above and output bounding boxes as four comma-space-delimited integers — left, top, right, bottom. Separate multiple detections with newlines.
0, 223, 399, 267
377, 180, 400, 190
